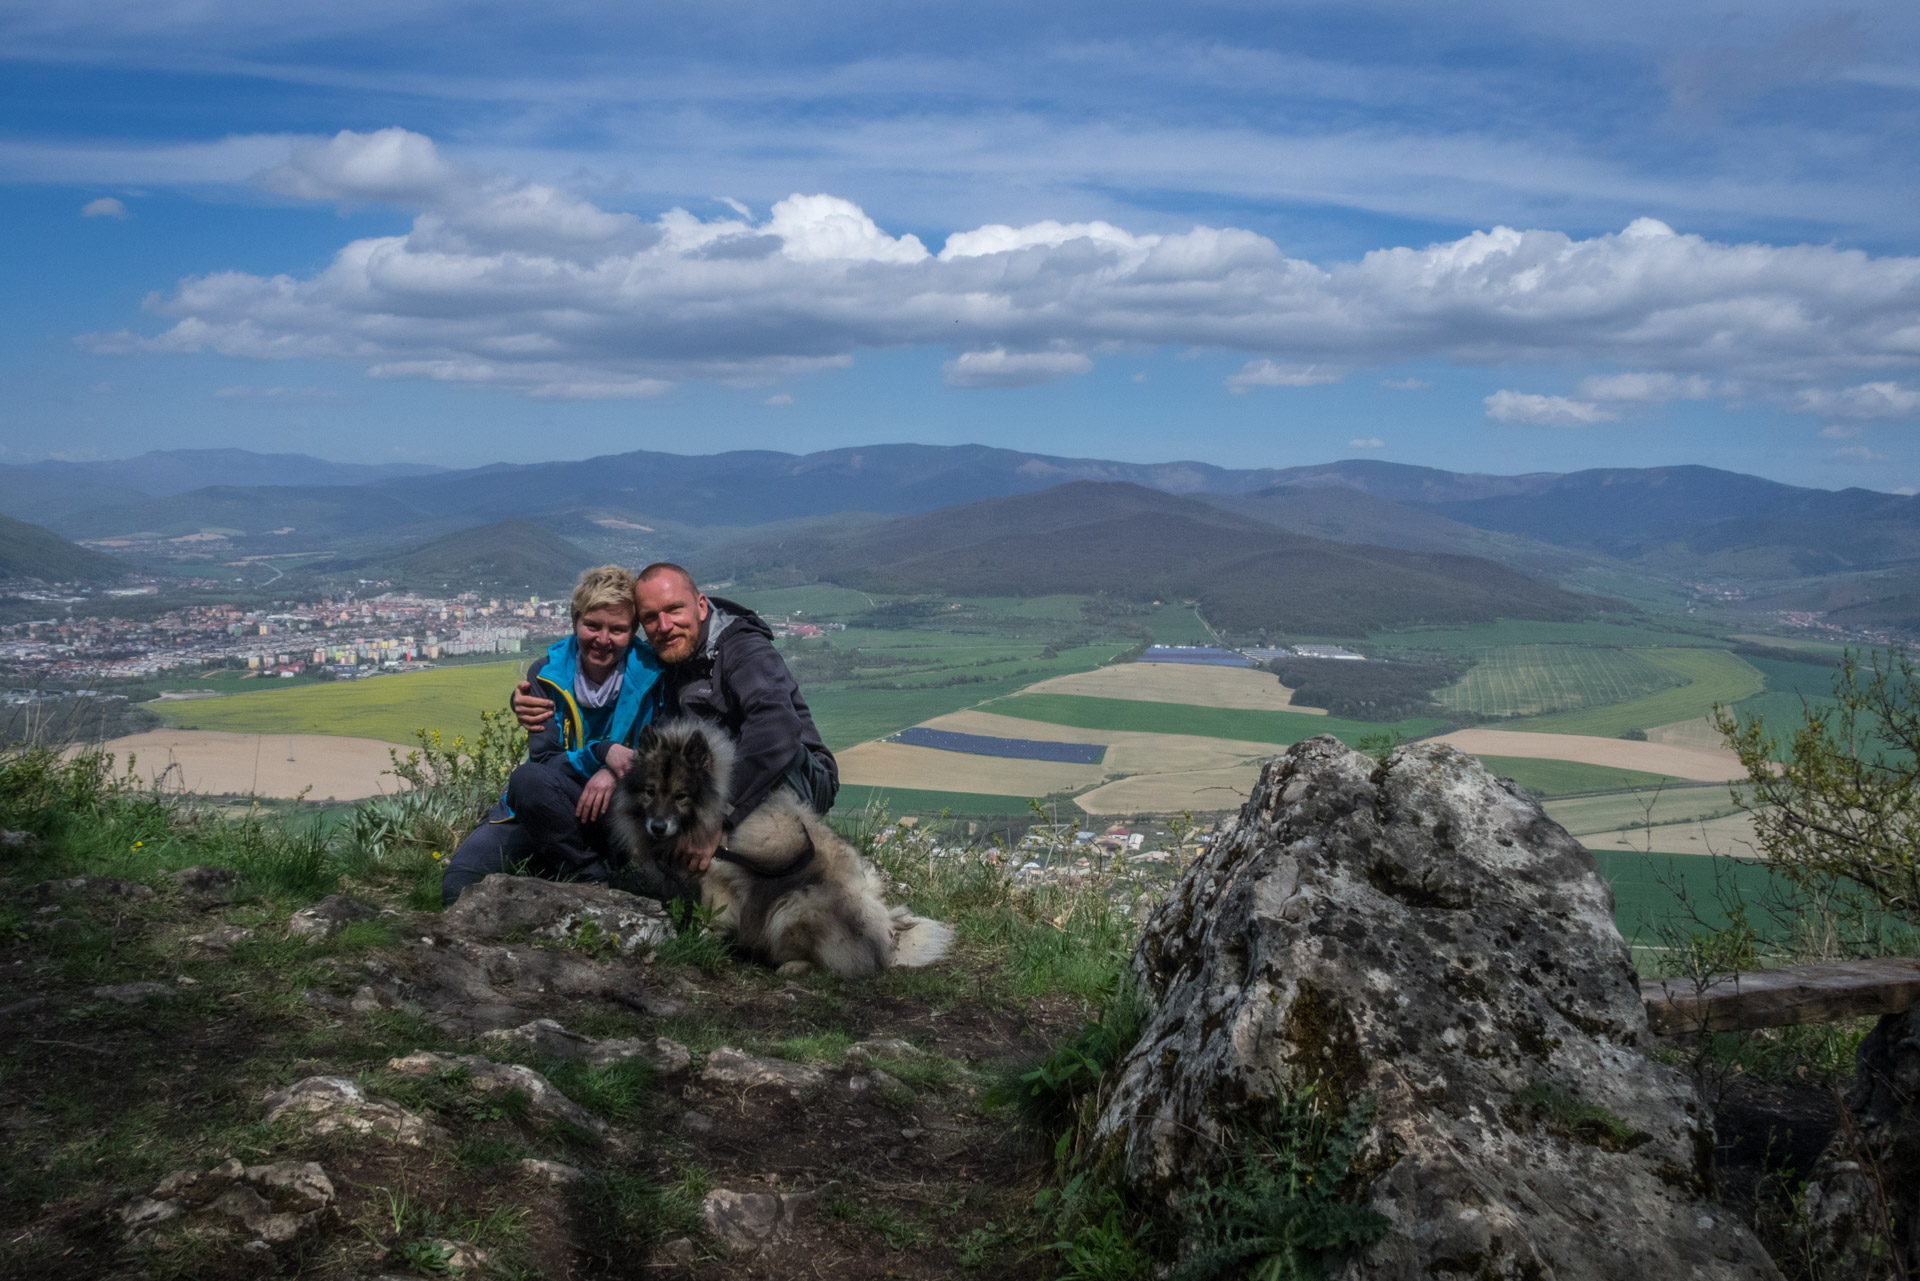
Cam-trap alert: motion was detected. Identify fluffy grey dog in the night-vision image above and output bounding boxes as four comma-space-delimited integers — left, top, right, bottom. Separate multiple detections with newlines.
610, 719, 953, 976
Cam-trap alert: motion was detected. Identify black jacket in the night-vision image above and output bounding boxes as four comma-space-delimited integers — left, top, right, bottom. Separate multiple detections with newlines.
663, 597, 836, 829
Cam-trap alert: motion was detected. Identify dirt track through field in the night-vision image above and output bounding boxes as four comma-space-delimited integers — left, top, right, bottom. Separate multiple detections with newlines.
1018, 662, 1324, 712
1428, 728, 1744, 782
91, 729, 404, 800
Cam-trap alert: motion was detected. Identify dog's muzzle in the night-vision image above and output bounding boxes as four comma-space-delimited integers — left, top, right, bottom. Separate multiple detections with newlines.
645, 817, 680, 840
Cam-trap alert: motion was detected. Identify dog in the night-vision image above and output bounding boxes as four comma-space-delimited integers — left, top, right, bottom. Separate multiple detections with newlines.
610, 718, 953, 976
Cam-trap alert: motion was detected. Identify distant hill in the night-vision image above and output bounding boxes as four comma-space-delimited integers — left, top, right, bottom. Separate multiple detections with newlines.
0, 449, 445, 530
705, 481, 1598, 637
1200, 484, 1603, 580
0, 513, 126, 584
323, 519, 594, 593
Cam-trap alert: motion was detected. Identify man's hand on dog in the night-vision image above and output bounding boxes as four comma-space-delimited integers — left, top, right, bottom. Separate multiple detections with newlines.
576, 768, 617, 822
602, 743, 635, 778
512, 681, 554, 732
676, 827, 722, 872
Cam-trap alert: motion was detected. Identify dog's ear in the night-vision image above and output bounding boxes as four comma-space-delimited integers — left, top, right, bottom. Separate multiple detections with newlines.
681, 731, 712, 770
637, 724, 659, 753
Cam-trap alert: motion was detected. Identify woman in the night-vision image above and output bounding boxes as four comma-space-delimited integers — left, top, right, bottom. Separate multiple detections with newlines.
439, 565, 662, 904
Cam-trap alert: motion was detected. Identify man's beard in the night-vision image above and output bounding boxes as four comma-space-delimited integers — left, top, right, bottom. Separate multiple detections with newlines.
653, 633, 697, 663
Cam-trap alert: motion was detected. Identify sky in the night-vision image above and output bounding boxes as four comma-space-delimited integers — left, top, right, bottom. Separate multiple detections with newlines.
3, 0, 1919, 489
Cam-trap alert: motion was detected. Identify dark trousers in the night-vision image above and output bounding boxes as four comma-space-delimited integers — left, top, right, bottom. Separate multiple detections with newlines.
783, 746, 838, 814
439, 762, 618, 906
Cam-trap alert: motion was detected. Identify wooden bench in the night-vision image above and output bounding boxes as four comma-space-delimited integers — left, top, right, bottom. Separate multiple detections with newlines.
1641, 957, 1920, 1034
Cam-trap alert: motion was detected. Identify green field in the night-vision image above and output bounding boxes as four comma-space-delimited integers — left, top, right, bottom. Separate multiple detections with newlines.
151, 662, 525, 745
727, 584, 878, 619
1476, 755, 1681, 796
1501, 648, 1765, 737
1592, 850, 1784, 942
830, 783, 1038, 816
791, 637, 1128, 749
985, 693, 1441, 749
1436, 645, 1684, 718
1370, 619, 1727, 653
1140, 602, 1216, 646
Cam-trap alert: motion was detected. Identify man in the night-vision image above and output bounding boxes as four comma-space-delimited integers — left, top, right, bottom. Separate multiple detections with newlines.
512, 562, 837, 872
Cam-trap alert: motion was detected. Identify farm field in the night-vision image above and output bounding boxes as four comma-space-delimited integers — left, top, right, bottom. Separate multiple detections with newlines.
829, 783, 1038, 816
836, 708, 1283, 815
1497, 648, 1764, 737
1594, 850, 1783, 941
1435, 644, 1683, 718
983, 693, 1440, 748
1019, 661, 1320, 712
1545, 788, 1757, 859
93, 729, 400, 800
1370, 619, 1727, 653
149, 661, 524, 746
797, 638, 1126, 749
1429, 728, 1743, 780
1475, 755, 1680, 796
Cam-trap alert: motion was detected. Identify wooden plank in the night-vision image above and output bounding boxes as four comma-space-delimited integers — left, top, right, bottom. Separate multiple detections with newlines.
1642, 958, 1920, 1034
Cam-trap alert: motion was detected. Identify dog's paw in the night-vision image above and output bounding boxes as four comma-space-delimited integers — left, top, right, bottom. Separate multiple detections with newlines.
775, 960, 814, 977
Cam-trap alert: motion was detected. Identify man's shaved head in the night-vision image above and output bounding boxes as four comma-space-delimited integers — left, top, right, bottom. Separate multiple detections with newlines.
637, 562, 697, 594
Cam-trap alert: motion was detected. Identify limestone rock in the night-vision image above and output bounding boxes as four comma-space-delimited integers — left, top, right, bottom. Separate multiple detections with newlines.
441, 873, 672, 954
1803, 1003, 1920, 1277
517, 1158, 585, 1185
288, 894, 379, 940
846, 1037, 919, 1067
0, 828, 38, 851
92, 981, 174, 1004
1093, 737, 1779, 1281
386, 1050, 613, 1142
701, 1047, 825, 1094
700, 1181, 838, 1253
168, 864, 241, 903
185, 925, 255, 955
261, 1076, 443, 1147
119, 1157, 334, 1246
356, 936, 671, 1034
480, 1018, 691, 1074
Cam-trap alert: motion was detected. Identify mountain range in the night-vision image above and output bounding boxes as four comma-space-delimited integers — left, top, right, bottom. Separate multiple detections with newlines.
6, 444, 1920, 634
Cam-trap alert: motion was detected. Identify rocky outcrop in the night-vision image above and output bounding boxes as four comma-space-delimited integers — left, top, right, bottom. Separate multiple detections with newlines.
1802, 1005, 1920, 1278
1092, 736, 1779, 1281
385, 1050, 615, 1143
700, 1181, 839, 1254
120, 1157, 335, 1247
261, 1076, 444, 1147
479, 1017, 692, 1074
288, 894, 381, 940
441, 873, 672, 954
167, 864, 241, 903
702, 1047, 826, 1095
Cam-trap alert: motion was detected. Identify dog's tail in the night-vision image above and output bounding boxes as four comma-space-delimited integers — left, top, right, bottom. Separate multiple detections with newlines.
888, 906, 954, 968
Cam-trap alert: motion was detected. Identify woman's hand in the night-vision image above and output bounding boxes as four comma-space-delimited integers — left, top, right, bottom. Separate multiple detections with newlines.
576, 768, 617, 822
512, 681, 555, 732
603, 742, 636, 778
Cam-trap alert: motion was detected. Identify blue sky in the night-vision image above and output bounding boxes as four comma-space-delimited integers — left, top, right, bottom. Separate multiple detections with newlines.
3, 0, 1918, 488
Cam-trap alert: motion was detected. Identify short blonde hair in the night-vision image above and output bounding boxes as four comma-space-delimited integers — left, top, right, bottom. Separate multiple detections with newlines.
571, 564, 638, 624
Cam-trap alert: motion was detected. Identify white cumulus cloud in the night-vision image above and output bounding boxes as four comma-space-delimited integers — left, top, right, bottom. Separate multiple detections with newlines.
943, 348, 1093, 389
80, 196, 128, 219
1794, 381, 1920, 421
1484, 390, 1618, 427
1225, 361, 1344, 393
1577, 371, 1716, 402
75, 128, 1920, 405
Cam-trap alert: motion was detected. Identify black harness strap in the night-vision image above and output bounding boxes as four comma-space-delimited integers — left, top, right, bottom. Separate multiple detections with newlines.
713, 828, 817, 880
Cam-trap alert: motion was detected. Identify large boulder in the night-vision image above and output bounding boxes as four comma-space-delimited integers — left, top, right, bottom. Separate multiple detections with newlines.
1801, 1005, 1920, 1278
441, 874, 672, 954
1092, 736, 1779, 1281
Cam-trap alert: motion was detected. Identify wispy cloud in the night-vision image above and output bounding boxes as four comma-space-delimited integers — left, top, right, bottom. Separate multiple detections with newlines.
80, 196, 128, 219
1348, 437, 1385, 449
1380, 377, 1429, 390
1484, 391, 1617, 427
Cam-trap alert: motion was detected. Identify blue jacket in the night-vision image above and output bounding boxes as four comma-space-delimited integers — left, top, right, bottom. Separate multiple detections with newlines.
525, 634, 664, 782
